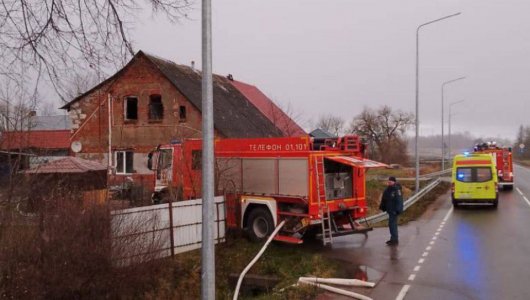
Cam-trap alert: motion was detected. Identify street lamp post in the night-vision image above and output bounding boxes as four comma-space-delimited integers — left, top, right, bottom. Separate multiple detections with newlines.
448, 100, 465, 161
441, 77, 465, 171
201, 0, 215, 298
415, 12, 461, 193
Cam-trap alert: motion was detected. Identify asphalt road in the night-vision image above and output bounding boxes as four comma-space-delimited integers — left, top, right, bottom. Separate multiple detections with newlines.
317, 164, 530, 300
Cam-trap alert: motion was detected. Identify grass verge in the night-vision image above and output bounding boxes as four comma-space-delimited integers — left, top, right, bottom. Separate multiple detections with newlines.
144, 237, 341, 299
149, 181, 449, 299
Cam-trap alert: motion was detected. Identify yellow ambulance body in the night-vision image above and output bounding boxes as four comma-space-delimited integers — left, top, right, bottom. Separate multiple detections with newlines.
451, 153, 499, 208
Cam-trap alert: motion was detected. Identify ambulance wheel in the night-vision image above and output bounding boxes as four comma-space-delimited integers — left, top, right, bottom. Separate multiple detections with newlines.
247, 207, 274, 242
492, 199, 498, 209
452, 197, 459, 208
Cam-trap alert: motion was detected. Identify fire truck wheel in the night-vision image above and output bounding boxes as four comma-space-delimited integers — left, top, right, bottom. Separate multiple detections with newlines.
302, 227, 319, 241
503, 185, 513, 191
247, 207, 274, 242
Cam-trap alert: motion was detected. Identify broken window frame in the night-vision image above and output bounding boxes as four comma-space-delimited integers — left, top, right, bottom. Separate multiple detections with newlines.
148, 94, 164, 121
192, 150, 202, 170
115, 150, 134, 174
124, 96, 138, 121
179, 105, 187, 122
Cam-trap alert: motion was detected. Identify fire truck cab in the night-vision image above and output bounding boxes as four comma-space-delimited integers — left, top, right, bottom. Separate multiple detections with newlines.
473, 142, 514, 191
148, 135, 386, 244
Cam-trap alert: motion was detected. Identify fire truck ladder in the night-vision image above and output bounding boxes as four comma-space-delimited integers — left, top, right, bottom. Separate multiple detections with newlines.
315, 156, 333, 246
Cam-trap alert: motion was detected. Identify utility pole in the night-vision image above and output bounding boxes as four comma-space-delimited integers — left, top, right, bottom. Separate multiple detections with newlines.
448, 100, 465, 161
441, 77, 465, 171
201, 0, 215, 298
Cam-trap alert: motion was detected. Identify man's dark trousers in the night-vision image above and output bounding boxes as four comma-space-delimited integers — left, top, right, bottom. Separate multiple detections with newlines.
388, 211, 398, 242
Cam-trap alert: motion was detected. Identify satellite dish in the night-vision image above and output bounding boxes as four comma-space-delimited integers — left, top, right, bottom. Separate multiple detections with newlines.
71, 141, 82, 153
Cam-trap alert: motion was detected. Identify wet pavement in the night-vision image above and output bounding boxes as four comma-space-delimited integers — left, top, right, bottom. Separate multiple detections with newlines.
315, 164, 530, 300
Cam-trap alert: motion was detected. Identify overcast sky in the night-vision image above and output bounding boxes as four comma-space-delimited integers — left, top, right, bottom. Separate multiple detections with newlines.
126, 0, 529, 140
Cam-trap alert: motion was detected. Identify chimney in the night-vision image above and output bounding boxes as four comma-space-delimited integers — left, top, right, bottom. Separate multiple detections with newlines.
227, 74, 234, 81
191, 60, 195, 70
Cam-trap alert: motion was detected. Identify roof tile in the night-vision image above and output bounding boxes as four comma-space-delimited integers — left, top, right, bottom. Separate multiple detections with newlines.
1, 130, 70, 150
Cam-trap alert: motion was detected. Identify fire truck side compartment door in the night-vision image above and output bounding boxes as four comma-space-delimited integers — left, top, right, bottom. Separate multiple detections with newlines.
326, 156, 388, 168
242, 159, 276, 194
278, 159, 308, 196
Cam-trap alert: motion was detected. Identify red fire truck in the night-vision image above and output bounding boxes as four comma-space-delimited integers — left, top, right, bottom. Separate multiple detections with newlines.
473, 142, 514, 190
147, 135, 386, 244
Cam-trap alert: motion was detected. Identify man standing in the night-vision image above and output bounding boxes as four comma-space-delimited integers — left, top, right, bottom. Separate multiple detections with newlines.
379, 176, 403, 246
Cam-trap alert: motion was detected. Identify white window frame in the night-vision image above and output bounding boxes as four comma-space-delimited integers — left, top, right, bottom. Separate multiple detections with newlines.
115, 150, 134, 175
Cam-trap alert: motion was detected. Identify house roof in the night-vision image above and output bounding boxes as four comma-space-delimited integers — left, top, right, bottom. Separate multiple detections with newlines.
61, 51, 285, 138
144, 53, 283, 138
1, 130, 70, 150
309, 128, 336, 139
230, 80, 306, 136
31, 115, 72, 130
23, 156, 106, 174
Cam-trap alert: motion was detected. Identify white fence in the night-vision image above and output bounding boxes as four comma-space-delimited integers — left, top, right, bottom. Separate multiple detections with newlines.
111, 196, 226, 265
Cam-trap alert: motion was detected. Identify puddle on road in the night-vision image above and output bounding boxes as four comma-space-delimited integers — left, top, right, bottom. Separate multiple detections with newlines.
341, 264, 384, 283
312, 264, 384, 300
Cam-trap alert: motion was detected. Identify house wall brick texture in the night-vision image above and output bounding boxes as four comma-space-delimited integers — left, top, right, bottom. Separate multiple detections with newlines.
64, 51, 297, 193
70, 55, 210, 187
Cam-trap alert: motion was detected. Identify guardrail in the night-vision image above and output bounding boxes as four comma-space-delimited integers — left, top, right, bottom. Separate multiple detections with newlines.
362, 178, 442, 224
421, 168, 452, 178
374, 168, 452, 182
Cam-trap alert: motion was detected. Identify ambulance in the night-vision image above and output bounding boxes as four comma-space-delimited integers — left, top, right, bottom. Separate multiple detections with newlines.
451, 153, 499, 208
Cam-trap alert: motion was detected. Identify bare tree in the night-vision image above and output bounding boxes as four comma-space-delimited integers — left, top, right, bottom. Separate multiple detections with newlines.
0, 75, 39, 216
348, 106, 414, 163
39, 101, 61, 117
63, 71, 100, 102
315, 114, 345, 136
514, 125, 526, 159
0, 0, 192, 103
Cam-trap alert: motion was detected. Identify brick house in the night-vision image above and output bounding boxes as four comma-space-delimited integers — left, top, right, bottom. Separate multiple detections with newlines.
61, 51, 304, 189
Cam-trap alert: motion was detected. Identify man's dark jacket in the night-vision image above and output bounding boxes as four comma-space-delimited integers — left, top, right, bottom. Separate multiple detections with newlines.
379, 183, 403, 214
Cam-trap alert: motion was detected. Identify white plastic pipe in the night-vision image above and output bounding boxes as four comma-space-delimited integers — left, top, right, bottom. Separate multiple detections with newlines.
298, 277, 375, 288
298, 278, 373, 300
233, 220, 286, 300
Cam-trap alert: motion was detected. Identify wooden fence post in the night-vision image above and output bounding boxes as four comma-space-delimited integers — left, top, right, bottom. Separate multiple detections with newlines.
168, 200, 175, 257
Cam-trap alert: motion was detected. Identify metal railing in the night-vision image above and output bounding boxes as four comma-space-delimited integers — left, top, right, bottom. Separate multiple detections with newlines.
374, 168, 451, 182
421, 168, 451, 178
363, 178, 442, 224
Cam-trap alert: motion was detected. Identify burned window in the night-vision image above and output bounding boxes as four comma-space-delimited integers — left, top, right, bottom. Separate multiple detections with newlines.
179, 105, 187, 122
115, 151, 134, 174
149, 95, 163, 120
192, 150, 202, 170
124, 97, 138, 120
